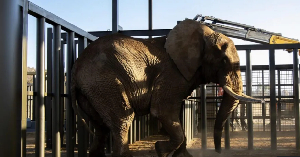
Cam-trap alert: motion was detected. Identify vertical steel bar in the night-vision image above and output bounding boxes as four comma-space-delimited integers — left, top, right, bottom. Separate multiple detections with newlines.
277, 70, 281, 131
52, 24, 61, 157
191, 92, 195, 139
269, 48, 277, 150
35, 17, 46, 157
293, 48, 300, 149
148, 0, 152, 38
141, 116, 145, 139
133, 117, 136, 143
21, 1, 28, 156
201, 85, 207, 149
46, 27, 53, 149
112, 0, 119, 33
33, 75, 36, 121
246, 49, 253, 150
137, 116, 140, 141
187, 101, 189, 142
0, 0, 21, 156
77, 37, 88, 157
66, 31, 75, 157
59, 40, 65, 146
262, 70, 266, 131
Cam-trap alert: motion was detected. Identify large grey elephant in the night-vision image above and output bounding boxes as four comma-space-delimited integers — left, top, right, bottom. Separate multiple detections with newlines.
71, 19, 262, 157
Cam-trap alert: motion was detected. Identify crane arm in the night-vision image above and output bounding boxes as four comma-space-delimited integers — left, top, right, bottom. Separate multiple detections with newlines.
192, 14, 300, 55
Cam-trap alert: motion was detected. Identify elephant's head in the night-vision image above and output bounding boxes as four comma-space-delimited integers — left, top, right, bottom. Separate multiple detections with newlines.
165, 19, 263, 153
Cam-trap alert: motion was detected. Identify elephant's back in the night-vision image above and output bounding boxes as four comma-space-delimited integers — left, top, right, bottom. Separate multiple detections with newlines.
73, 34, 170, 92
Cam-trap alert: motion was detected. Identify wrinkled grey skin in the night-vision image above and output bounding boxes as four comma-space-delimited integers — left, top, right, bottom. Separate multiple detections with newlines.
71, 19, 246, 157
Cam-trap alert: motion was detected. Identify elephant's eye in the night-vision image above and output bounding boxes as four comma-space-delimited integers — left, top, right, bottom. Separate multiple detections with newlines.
223, 58, 227, 64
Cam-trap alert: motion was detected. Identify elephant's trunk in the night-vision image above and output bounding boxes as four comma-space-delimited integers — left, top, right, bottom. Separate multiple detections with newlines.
214, 80, 264, 153
214, 91, 238, 153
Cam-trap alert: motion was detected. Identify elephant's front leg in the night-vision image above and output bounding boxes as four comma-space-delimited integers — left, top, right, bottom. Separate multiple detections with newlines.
154, 117, 183, 157
154, 112, 192, 157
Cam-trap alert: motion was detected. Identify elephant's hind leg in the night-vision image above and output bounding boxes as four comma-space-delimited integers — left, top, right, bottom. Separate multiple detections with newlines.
85, 89, 135, 156
76, 93, 109, 157
89, 121, 110, 157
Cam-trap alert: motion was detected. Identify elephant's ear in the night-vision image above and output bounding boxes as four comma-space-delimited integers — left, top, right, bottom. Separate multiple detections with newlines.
165, 19, 205, 81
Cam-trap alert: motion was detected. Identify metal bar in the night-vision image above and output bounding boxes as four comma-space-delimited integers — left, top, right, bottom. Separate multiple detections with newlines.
148, 0, 152, 38
52, 24, 62, 157
112, 0, 119, 33
59, 40, 65, 146
0, 0, 21, 156
133, 117, 136, 143
20, 1, 28, 156
141, 116, 144, 139
269, 48, 277, 150
236, 44, 300, 51
66, 31, 75, 157
262, 70, 266, 132
77, 37, 88, 157
277, 70, 281, 131
200, 85, 207, 149
46, 27, 53, 149
78, 37, 87, 56
35, 16, 46, 157
136, 116, 140, 141
246, 49, 253, 150
293, 48, 300, 149
25, 1, 97, 41
187, 101, 190, 142
89, 29, 171, 38
33, 75, 36, 121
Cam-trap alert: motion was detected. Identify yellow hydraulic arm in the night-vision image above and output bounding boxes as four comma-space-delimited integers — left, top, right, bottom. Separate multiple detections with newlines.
193, 14, 300, 55
270, 35, 300, 55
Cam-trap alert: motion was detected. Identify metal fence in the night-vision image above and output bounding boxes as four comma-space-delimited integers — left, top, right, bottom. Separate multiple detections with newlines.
20, 0, 198, 157
196, 46, 300, 150
8, 0, 300, 157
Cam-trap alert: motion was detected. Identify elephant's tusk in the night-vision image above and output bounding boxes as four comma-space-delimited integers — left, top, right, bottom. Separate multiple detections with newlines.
222, 86, 265, 103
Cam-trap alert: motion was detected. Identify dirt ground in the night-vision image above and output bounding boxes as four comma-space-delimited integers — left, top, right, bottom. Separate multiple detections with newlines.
26, 131, 300, 157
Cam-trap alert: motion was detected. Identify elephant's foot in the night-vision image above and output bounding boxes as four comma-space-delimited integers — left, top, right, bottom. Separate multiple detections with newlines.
214, 129, 222, 154
89, 149, 106, 157
155, 140, 182, 157
172, 149, 193, 157
111, 152, 133, 157
172, 137, 192, 157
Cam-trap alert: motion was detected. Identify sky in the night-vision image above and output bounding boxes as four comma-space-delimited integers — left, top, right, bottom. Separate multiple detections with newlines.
27, 0, 300, 68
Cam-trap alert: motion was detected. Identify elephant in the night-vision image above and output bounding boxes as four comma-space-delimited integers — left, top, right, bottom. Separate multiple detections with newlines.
71, 19, 263, 157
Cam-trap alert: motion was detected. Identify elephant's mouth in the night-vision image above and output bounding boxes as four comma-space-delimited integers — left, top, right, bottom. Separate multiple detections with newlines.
222, 85, 264, 103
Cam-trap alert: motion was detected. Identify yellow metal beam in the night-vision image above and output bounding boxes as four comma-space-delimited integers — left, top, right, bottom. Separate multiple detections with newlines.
270, 35, 300, 55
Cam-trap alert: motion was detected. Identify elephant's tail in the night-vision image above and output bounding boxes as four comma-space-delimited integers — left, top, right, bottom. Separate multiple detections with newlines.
71, 73, 95, 136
